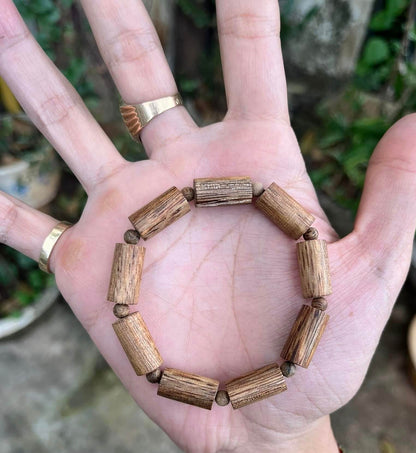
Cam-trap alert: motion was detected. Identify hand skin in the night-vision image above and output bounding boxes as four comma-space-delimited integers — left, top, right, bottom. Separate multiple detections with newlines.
1, 1, 415, 452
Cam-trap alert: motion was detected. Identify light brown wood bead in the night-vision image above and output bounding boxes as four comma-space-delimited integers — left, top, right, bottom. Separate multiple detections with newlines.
113, 304, 130, 318
107, 244, 145, 305
281, 305, 329, 368
157, 368, 219, 410
113, 312, 162, 375
303, 227, 319, 241
124, 229, 141, 244
194, 176, 253, 207
181, 187, 195, 201
297, 239, 332, 298
255, 182, 315, 239
225, 363, 287, 409
280, 361, 296, 377
311, 297, 328, 311
215, 390, 230, 406
252, 181, 265, 197
146, 368, 163, 384
129, 187, 190, 240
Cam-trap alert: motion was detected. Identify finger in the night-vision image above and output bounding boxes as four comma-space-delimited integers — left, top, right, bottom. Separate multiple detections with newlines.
0, 191, 58, 262
80, 0, 196, 155
353, 114, 416, 282
216, 0, 289, 122
0, 1, 127, 194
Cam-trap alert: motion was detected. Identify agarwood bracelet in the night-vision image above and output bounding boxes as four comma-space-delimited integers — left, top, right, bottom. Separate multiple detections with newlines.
107, 177, 331, 410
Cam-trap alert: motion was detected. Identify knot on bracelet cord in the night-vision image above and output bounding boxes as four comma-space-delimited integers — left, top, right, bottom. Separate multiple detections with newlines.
107, 177, 332, 410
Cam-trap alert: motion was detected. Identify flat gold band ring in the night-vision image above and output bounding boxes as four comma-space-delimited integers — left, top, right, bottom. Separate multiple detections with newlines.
120, 93, 183, 141
39, 221, 72, 274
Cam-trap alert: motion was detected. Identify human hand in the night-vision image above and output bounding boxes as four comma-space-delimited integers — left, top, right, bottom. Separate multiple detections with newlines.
1, 1, 416, 452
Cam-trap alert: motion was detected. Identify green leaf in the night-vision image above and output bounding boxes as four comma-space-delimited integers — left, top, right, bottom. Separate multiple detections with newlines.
386, 0, 408, 17
15, 289, 35, 307
362, 38, 390, 66
370, 11, 394, 31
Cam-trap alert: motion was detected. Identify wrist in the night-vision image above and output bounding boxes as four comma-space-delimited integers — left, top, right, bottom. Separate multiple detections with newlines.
226, 415, 339, 453
278, 416, 339, 453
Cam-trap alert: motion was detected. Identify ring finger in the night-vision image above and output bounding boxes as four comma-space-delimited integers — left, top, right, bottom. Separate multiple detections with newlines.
80, 0, 197, 155
0, 191, 59, 264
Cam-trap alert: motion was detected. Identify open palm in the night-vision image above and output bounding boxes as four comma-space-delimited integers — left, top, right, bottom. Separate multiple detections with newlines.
1, 1, 416, 452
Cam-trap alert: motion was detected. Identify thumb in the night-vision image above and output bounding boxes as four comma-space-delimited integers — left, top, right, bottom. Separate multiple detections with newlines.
353, 114, 416, 286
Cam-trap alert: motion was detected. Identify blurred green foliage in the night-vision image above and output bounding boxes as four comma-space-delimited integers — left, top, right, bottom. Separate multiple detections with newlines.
15, 0, 97, 106
308, 0, 416, 211
0, 245, 55, 318
177, 0, 215, 28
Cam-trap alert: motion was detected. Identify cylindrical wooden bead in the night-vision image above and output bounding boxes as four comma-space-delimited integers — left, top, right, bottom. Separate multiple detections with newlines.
281, 305, 329, 368
157, 368, 219, 410
113, 312, 162, 375
113, 304, 130, 318
215, 390, 230, 406
124, 229, 141, 244
194, 176, 253, 207
297, 239, 332, 298
311, 297, 328, 311
129, 187, 191, 240
107, 244, 145, 305
146, 368, 163, 384
225, 363, 287, 409
255, 182, 315, 239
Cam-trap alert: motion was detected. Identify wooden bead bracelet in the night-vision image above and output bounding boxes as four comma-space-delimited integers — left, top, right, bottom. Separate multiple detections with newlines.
107, 177, 331, 410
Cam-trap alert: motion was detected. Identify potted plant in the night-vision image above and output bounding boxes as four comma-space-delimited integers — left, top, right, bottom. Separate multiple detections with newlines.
0, 114, 61, 208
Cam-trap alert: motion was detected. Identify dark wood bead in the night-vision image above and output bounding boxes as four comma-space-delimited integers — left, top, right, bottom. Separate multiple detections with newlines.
124, 229, 141, 244
303, 227, 319, 241
280, 361, 296, 378
311, 297, 328, 311
181, 187, 195, 201
215, 390, 230, 406
113, 304, 130, 318
146, 368, 163, 384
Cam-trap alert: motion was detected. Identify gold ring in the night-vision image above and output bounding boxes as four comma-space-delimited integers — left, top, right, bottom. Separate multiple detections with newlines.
39, 221, 72, 274
120, 93, 183, 141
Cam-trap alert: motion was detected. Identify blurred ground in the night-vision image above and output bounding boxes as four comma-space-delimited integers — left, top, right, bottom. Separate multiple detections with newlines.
333, 283, 416, 452
0, 284, 415, 453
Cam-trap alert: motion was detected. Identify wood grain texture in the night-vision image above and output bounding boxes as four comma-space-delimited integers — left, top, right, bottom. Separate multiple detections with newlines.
194, 176, 253, 207
311, 297, 328, 311
113, 312, 162, 375
120, 104, 141, 141
129, 187, 190, 240
107, 244, 145, 305
225, 363, 287, 409
297, 239, 332, 298
255, 182, 315, 239
157, 368, 219, 410
281, 305, 329, 368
